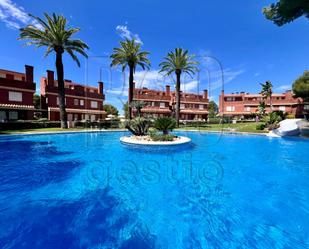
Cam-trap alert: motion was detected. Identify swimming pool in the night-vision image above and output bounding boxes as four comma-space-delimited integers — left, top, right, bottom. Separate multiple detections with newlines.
0, 131, 308, 248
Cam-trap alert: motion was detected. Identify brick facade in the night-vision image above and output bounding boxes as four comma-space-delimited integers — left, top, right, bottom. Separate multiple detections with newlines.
0, 65, 35, 121
133, 84, 209, 120
40, 70, 106, 121
219, 90, 307, 118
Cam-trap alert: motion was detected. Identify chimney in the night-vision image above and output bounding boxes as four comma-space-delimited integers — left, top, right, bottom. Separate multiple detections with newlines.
203, 89, 208, 99
98, 81, 104, 95
47, 70, 54, 86
166, 85, 170, 95
25, 65, 33, 83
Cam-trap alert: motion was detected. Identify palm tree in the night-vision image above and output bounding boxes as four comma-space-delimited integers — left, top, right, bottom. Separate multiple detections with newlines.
19, 13, 89, 128
260, 81, 273, 112
110, 39, 150, 120
159, 48, 198, 127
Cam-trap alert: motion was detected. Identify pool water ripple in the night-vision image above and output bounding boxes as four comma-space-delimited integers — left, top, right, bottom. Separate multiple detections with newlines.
0, 131, 308, 248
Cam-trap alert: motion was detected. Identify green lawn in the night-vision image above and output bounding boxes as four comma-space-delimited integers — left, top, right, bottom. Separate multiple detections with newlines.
0, 122, 267, 135
178, 122, 267, 133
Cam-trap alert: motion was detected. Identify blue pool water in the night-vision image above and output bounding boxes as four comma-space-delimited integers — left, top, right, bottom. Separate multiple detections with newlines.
0, 131, 308, 249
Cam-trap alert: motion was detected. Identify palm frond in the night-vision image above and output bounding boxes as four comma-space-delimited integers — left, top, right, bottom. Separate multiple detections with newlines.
19, 13, 88, 67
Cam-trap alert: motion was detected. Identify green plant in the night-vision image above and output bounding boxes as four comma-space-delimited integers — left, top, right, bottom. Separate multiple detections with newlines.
154, 117, 176, 135
159, 48, 198, 127
256, 123, 266, 130
260, 81, 273, 111
263, 112, 282, 130
110, 39, 150, 119
125, 117, 150, 136
19, 13, 89, 128
150, 134, 175, 141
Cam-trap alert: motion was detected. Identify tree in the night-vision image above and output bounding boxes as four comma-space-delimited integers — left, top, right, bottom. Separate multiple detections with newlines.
130, 100, 145, 117
159, 48, 198, 127
103, 104, 119, 116
258, 101, 266, 116
110, 39, 150, 120
123, 102, 129, 119
260, 81, 273, 111
292, 71, 309, 101
33, 94, 40, 109
263, 0, 309, 26
208, 100, 218, 118
19, 13, 89, 128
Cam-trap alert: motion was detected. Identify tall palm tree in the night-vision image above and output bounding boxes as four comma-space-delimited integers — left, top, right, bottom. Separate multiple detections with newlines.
260, 81, 273, 112
19, 13, 89, 128
159, 48, 198, 127
110, 39, 150, 119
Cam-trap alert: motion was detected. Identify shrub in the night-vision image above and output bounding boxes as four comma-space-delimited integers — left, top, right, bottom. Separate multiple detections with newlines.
150, 133, 175, 141
256, 123, 266, 130
154, 117, 176, 134
286, 114, 296, 119
125, 117, 150, 136
0, 121, 60, 130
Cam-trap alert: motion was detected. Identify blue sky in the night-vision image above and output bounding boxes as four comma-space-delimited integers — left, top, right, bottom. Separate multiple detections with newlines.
0, 0, 308, 114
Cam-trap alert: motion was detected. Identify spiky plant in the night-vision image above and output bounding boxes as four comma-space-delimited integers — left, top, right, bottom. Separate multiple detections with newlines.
154, 117, 176, 135
19, 13, 89, 128
110, 39, 150, 120
159, 48, 198, 127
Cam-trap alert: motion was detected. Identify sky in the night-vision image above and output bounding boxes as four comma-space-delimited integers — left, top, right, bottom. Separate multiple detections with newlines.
0, 0, 309, 114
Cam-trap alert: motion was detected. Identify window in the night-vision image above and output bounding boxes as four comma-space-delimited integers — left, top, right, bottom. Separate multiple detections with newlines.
46, 97, 48, 104
0, 111, 6, 121
304, 105, 309, 110
91, 101, 98, 108
160, 102, 165, 108
14, 76, 22, 81
180, 104, 185, 109
56, 97, 59, 105
226, 106, 235, 112
152, 102, 155, 107
245, 107, 251, 112
226, 97, 235, 101
80, 99, 84, 106
54, 81, 58, 87
0, 73, 6, 78
91, 115, 96, 121
9, 111, 18, 120
279, 106, 286, 111
199, 105, 204, 110
8, 91, 22, 102
74, 99, 79, 105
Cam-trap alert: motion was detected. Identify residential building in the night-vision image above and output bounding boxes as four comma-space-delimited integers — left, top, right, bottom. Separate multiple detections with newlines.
40, 70, 106, 121
219, 90, 307, 118
0, 65, 36, 121
132, 84, 209, 120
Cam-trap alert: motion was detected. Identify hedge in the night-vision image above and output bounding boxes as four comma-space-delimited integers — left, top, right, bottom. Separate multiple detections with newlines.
0, 120, 61, 130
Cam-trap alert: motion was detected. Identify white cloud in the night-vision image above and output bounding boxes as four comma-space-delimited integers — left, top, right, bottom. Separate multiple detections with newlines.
0, 0, 41, 29
276, 85, 290, 91
116, 24, 143, 44
254, 72, 260, 77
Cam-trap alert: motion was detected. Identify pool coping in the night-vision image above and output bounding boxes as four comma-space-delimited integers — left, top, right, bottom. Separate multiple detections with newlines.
0, 128, 268, 137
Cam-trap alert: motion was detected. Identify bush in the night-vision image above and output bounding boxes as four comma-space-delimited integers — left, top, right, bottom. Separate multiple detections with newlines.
256, 123, 266, 130
125, 117, 150, 136
73, 120, 120, 129
154, 117, 176, 134
286, 114, 296, 119
150, 133, 175, 141
0, 120, 60, 130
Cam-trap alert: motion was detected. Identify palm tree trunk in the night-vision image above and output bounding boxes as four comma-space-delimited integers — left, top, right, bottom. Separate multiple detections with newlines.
56, 52, 68, 129
175, 71, 181, 128
128, 65, 134, 120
